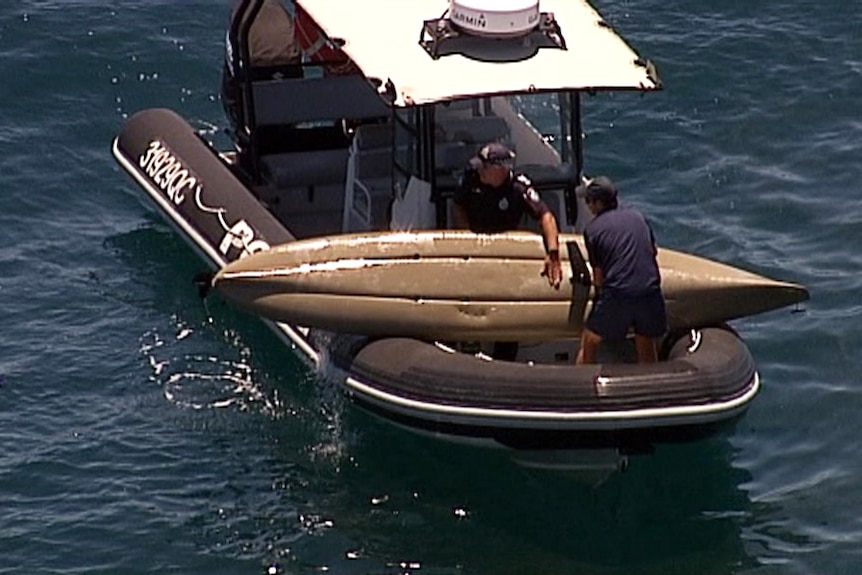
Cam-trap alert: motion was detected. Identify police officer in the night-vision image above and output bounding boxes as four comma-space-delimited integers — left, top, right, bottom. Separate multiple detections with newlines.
453, 142, 563, 361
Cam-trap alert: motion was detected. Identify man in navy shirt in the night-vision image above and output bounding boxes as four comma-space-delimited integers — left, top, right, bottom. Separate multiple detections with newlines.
575, 176, 667, 364
453, 142, 562, 360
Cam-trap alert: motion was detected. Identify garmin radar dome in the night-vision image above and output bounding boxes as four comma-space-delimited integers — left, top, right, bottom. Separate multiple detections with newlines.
450, 0, 541, 39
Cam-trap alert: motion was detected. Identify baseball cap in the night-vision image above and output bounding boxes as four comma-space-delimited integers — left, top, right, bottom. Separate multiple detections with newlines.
476, 142, 515, 165
576, 176, 618, 203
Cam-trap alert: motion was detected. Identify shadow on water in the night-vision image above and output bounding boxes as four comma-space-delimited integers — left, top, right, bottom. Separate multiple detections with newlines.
263, 402, 759, 575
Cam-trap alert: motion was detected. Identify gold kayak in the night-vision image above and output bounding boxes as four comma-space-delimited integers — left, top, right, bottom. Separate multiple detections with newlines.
212, 230, 809, 340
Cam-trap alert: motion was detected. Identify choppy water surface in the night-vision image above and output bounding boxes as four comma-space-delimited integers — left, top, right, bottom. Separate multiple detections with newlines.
1, 0, 861, 573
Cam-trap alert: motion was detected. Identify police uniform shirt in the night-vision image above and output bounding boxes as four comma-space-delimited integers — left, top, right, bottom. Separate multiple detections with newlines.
454, 163, 550, 233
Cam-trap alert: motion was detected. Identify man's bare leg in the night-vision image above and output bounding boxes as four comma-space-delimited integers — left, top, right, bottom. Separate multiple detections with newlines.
576, 328, 603, 365
634, 334, 659, 363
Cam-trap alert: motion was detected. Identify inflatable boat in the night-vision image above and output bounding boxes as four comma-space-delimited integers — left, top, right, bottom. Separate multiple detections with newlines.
112, 0, 808, 455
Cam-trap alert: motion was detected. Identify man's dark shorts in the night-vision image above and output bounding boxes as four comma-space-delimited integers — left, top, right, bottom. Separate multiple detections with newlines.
586, 289, 668, 340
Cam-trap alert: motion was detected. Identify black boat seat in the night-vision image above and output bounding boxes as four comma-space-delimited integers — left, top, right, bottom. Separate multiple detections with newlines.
434, 141, 471, 175
253, 75, 389, 127
436, 115, 510, 147
518, 162, 578, 191
354, 123, 393, 150
353, 142, 474, 193
355, 147, 392, 179
259, 148, 350, 188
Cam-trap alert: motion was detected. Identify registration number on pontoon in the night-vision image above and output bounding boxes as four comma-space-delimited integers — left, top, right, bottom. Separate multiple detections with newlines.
138, 140, 200, 205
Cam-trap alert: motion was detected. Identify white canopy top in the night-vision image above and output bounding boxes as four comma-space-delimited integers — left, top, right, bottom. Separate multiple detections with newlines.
297, 0, 659, 106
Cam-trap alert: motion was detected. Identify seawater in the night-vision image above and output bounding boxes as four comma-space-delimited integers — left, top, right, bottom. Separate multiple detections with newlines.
1, 1, 860, 573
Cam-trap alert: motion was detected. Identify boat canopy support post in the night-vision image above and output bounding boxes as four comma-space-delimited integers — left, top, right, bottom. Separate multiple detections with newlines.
420, 106, 451, 228
565, 91, 584, 227
230, 0, 265, 177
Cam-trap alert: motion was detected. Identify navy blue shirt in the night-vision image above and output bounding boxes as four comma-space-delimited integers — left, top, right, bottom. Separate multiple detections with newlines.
454, 162, 550, 233
584, 205, 661, 296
